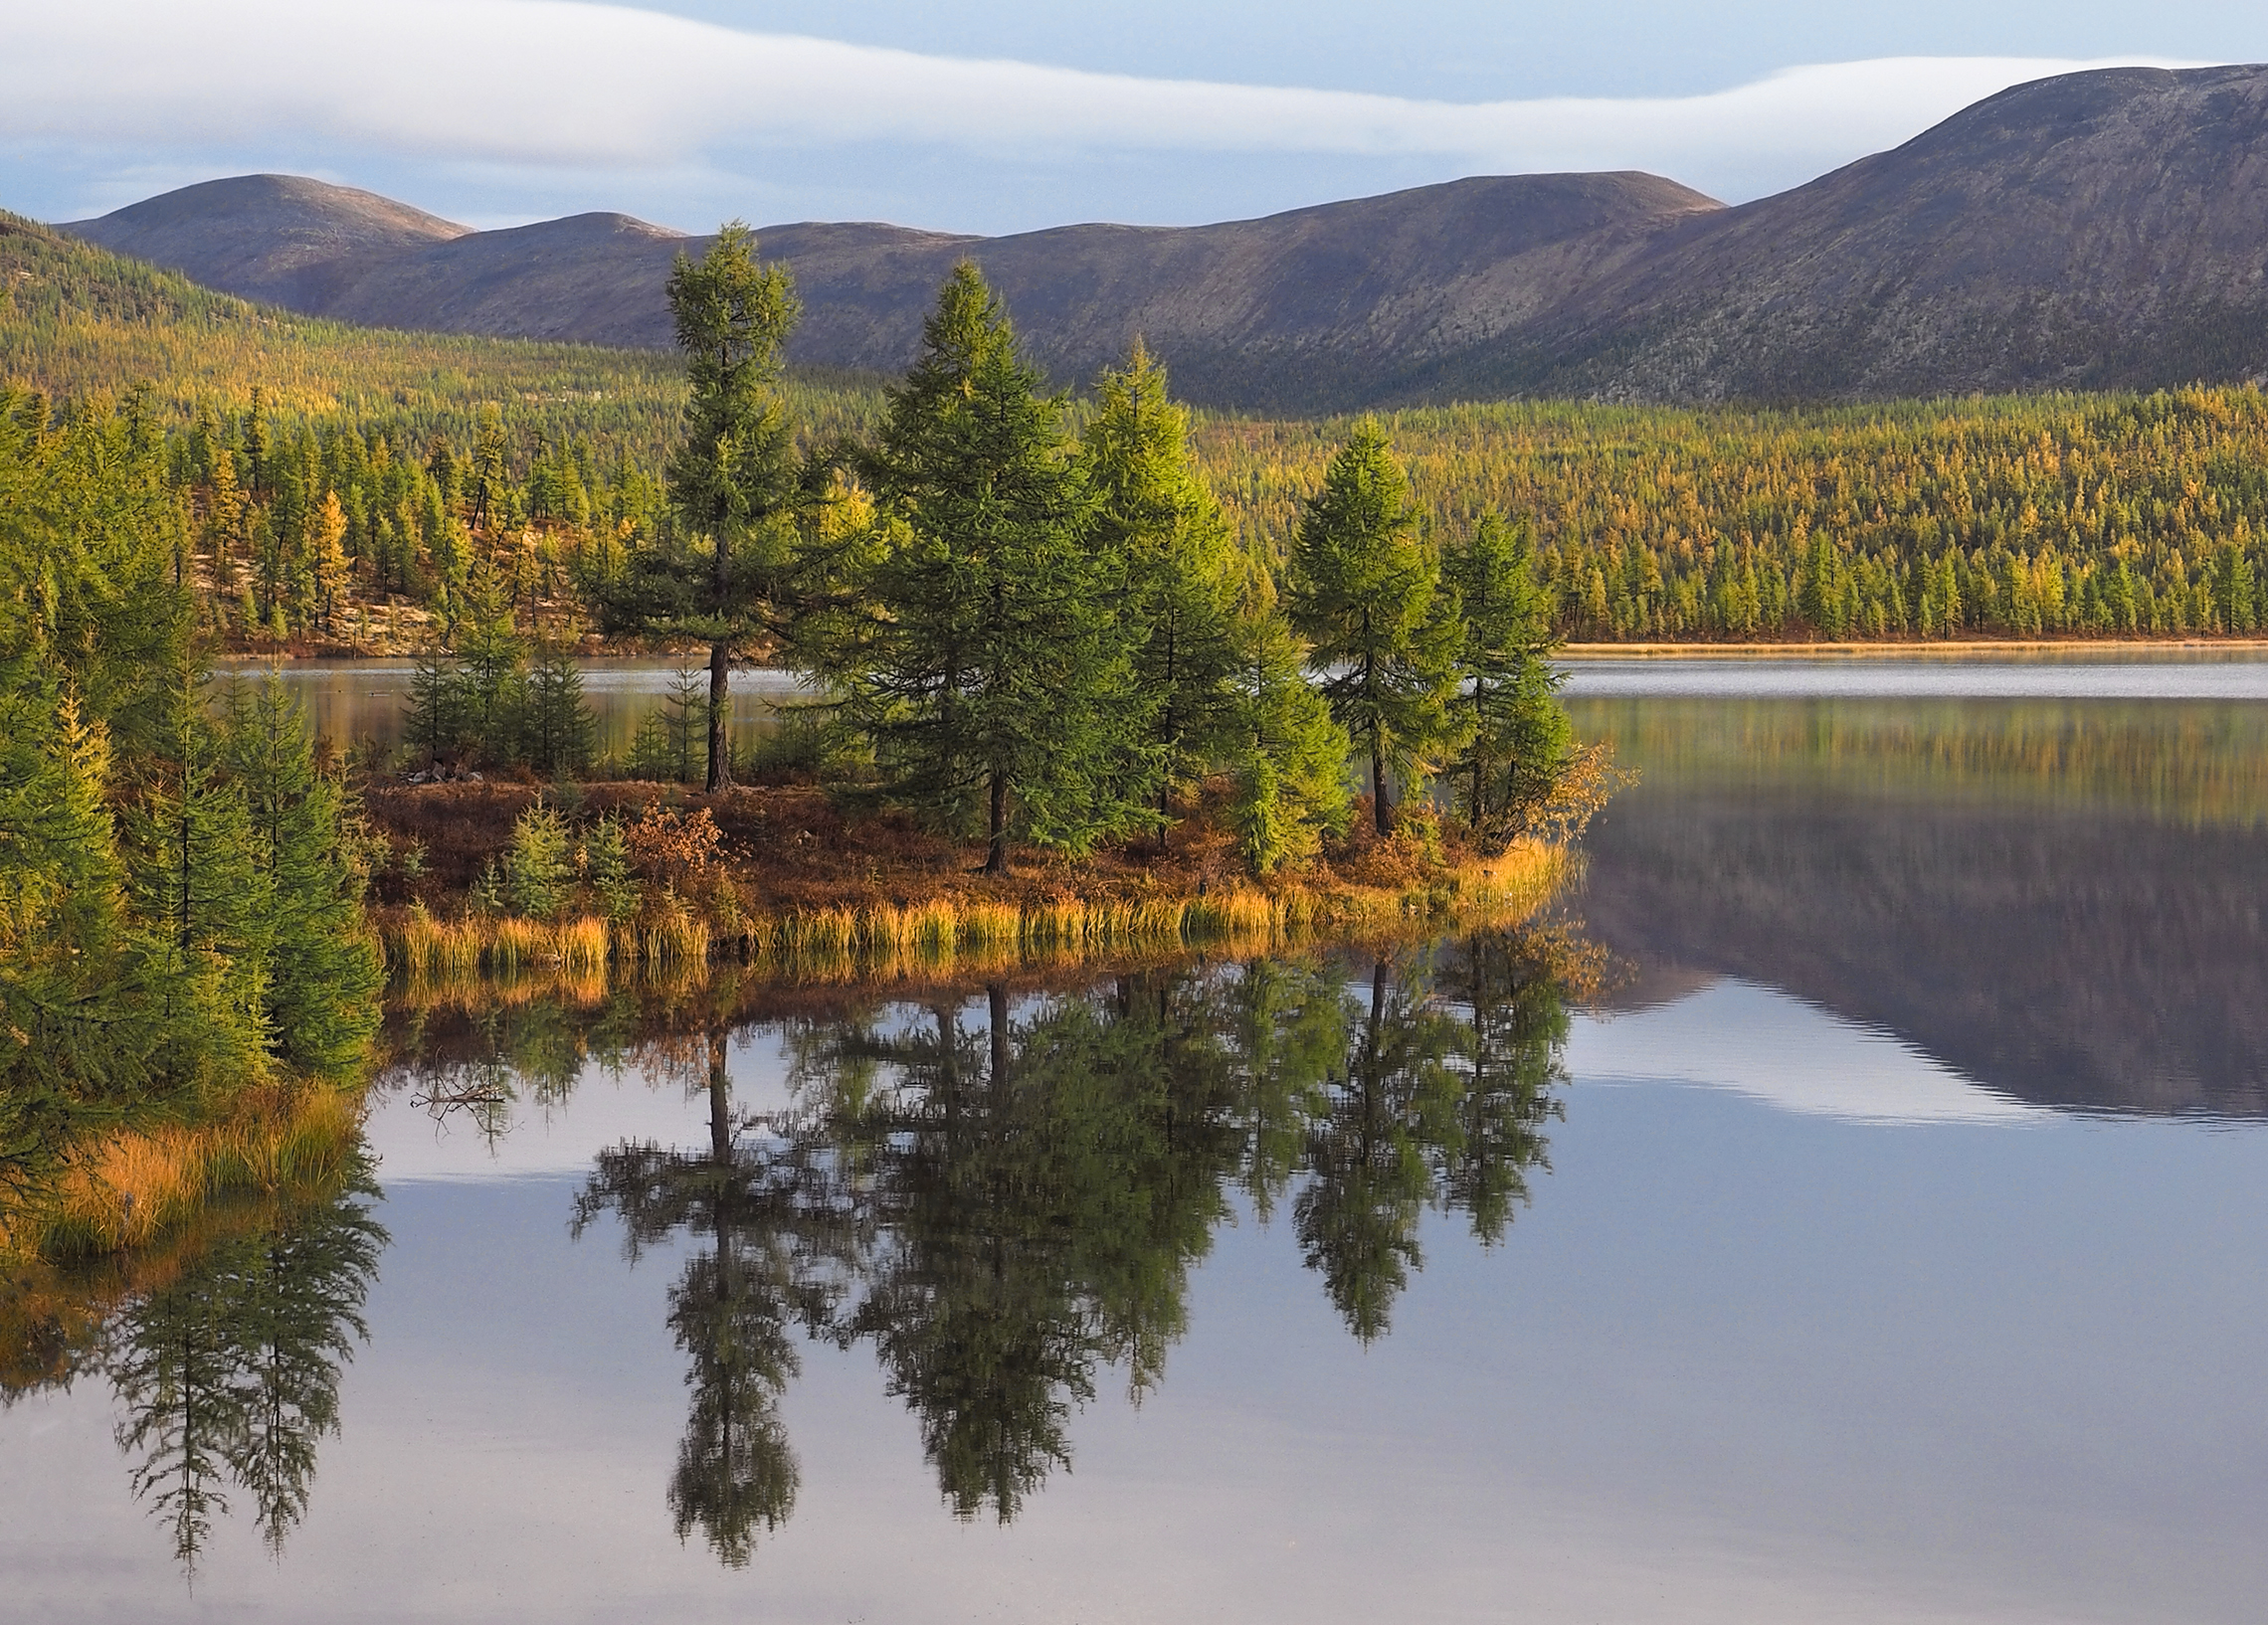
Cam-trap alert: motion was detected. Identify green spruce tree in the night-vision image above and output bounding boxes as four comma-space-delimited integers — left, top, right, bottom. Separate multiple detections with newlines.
602, 225, 805, 791
1286, 424, 1464, 835
1447, 513, 1572, 845
851, 265, 1141, 873
219, 676, 381, 1080
1079, 341, 1241, 849
1223, 591, 1351, 876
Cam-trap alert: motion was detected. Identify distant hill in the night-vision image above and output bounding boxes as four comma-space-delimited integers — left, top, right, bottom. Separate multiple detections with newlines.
67, 174, 470, 315
62, 171, 1719, 407
48, 65, 2268, 407
1452, 64, 2268, 402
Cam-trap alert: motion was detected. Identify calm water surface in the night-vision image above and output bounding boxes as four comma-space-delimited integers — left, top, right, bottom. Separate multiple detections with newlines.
238, 656, 811, 763
7, 655, 2268, 1623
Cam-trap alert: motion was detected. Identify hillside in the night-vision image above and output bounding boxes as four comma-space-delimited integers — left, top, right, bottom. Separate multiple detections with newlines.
0, 210, 882, 465
1459, 65, 2268, 402
59, 170, 1720, 408
20, 206, 2268, 653
48, 64, 2268, 409
66, 174, 470, 313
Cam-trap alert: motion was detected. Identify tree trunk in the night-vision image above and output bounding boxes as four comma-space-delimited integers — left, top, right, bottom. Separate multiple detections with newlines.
706, 639, 732, 792
707, 1028, 736, 1307
985, 769, 1010, 875
707, 1030, 731, 1163
1372, 735, 1392, 836
989, 983, 1011, 1094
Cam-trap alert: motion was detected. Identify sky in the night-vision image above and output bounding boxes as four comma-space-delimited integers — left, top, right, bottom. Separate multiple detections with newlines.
3, 1, 2265, 236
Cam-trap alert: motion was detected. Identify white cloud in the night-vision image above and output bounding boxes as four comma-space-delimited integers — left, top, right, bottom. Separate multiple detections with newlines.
0, 0, 2197, 218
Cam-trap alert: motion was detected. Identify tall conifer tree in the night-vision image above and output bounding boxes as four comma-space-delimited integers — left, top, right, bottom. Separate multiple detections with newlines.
1447, 513, 1572, 844
603, 224, 804, 791
1080, 342, 1240, 848
852, 265, 1140, 873
219, 676, 381, 1080
1286, 425, 1464, 835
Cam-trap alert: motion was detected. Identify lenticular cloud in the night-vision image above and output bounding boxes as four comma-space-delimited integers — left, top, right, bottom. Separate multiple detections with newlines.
0, 0, 2190, 201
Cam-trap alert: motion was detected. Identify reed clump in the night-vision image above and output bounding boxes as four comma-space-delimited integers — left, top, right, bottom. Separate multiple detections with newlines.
9, 1084, 365, 1262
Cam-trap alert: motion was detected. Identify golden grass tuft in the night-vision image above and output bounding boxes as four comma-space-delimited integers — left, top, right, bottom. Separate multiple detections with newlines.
27, 1085, 363, 1259
641, 903, 711, 968
388, 903, 482, 979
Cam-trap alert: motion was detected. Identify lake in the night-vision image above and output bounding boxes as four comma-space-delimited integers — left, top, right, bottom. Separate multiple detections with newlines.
224, 656, 812, 766
6, 652, 2267, 1623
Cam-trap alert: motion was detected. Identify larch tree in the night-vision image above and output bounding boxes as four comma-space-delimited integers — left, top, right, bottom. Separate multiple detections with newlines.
1079, 340, 1241, 849
1285, 424, 1464, 835
219, 675, 382, 1080
1447, 512, 1571, 845
602, 223, 805, 791
851, 264, 1141, 874
1222, 571, 1351, 876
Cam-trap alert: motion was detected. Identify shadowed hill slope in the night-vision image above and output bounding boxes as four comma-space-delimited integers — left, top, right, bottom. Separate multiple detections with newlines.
65, 173, 470, 314
60, 170, 1719, 405
1457, 64, 2268, 402
48, 65, 2268, 407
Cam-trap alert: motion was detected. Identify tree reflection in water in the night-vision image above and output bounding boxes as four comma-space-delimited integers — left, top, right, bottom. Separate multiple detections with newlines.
572, 1030, 850, 1565
92, 1170, 386, 1571
573, 931, 1578, 1551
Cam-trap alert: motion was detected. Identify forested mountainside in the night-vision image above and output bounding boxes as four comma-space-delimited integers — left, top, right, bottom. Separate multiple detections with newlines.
16, 208, 2268, 650
56, 65, 2268, 410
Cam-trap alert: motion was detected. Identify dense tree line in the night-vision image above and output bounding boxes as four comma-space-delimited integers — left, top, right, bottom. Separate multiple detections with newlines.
28, 201, 2268, 672
0, 387, 382, 1194
1200, 389, 2268, 640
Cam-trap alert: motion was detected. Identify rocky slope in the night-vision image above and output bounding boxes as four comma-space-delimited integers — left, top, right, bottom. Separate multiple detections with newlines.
53, 64, 2268, 407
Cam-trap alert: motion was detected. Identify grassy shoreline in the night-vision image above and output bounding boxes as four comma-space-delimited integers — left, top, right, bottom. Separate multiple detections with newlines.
375, 836, 1572, 981
0, 1082, 365, 1269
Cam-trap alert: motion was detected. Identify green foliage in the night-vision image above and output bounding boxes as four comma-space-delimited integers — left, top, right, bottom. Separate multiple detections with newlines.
0, 383, 381, 1184
0, 671, 180, 1191
1286, 422, 1465, 833
1225, 599, 1353, 875
403, 646, 465, 767
503, 801, 575, 920
104, 1169, 386, 1568
127, 675, 273, 1061
584, 813, 641, 924
1449, 513, 1573, 844
1195, 387, 2268, 642
217, 676, 383, 1080
599, 224, 809, 791
1080, 341, 1243, 843
846, 265, 1146, 872
631, 663, 709, 783
571, 940, 1575, 1537
518, 644, 597, 776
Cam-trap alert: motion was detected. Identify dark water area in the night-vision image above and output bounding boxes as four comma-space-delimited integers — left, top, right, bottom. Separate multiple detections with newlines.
7, 654, 2268, 1622
1564, 652, 2268, 1115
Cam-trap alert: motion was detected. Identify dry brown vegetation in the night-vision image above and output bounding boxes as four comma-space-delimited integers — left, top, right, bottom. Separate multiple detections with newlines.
363, 777, 1571, 978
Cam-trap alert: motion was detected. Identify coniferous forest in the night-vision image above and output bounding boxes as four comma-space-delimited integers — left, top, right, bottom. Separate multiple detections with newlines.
17, 207, 2268, 661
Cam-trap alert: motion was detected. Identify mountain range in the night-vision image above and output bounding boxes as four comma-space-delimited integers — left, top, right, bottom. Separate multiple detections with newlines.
56, 64, 2268, 411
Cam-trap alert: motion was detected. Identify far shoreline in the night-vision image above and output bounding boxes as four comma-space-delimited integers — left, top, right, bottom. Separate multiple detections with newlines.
217, 636, 2268, 668
1556, 637, 2268, 658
